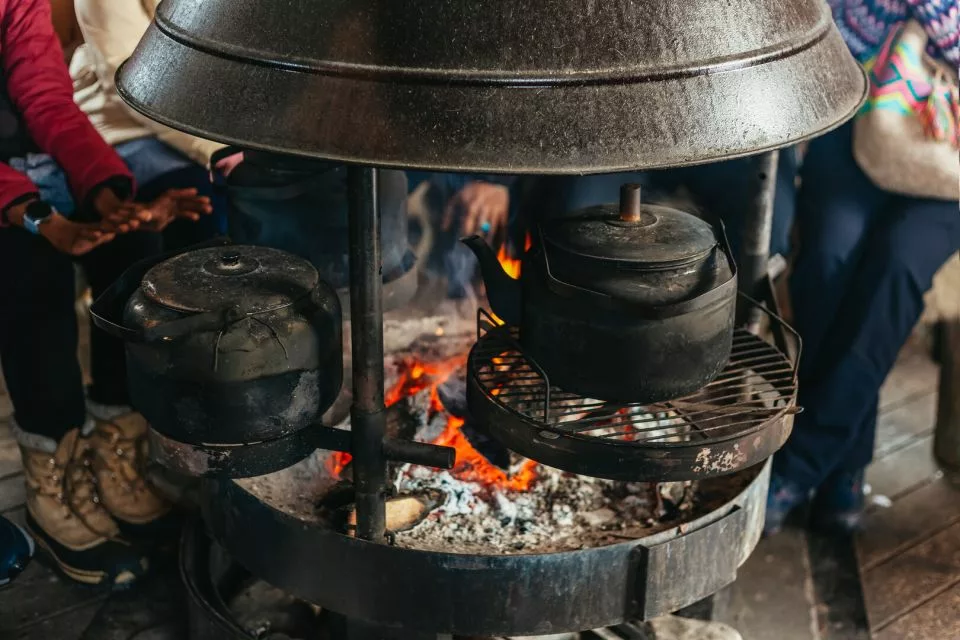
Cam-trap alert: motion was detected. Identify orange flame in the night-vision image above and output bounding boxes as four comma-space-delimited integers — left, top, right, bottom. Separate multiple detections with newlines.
495, 232, 532, 281
327, 354, 537, 492
497, 245, 522, 280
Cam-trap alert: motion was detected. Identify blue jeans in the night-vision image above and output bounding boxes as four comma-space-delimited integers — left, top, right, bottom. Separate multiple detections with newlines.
9, 138, 225, 244
773, 122, 960, 489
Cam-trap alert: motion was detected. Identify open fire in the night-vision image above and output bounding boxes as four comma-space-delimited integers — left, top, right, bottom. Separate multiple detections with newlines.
326, 356, 538, 492
321, 313, 696, 552
328, 232, 536, 490
239, 232, 704, 556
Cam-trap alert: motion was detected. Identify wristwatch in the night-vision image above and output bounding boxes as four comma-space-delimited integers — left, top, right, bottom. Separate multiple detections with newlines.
22, 201, 56, 235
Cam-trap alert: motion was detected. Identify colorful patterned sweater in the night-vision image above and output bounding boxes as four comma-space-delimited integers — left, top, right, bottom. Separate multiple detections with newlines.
829, 0, 960, 66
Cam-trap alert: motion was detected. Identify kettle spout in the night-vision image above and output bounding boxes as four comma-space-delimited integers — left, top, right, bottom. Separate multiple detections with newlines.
462, 235, 522, 326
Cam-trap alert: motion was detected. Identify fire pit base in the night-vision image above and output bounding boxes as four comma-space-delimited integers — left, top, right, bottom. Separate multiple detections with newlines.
181, 524, 600, 639
180, 522, 741, 640
199, 462, 769, 637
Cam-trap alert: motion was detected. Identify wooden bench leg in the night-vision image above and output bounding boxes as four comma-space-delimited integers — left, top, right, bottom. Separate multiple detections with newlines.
934, 320, 960, 471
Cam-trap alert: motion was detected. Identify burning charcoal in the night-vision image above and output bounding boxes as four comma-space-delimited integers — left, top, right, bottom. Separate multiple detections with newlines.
343, 490, 443, 535
437, 373, 469, 419
386, 398, 425, 442
314, 481, 357, 525
460, 421, 512, 469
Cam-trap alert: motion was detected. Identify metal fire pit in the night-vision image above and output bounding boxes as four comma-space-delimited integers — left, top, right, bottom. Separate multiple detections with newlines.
199, 461, 768, 637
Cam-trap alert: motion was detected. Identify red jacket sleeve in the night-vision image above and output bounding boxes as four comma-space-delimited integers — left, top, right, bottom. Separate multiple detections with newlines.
0, 0, 132, 214
0, 163, 40, 215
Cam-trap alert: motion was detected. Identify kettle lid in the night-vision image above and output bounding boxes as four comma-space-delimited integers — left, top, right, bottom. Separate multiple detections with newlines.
141, 245, 319, 314
543, 185, 717, 268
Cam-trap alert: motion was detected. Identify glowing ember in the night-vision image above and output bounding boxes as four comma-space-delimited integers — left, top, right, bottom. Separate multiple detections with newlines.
327, 354, 537, 492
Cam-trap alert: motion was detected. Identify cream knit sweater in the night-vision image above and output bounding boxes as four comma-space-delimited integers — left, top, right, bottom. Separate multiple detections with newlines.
70, 0, 223, 167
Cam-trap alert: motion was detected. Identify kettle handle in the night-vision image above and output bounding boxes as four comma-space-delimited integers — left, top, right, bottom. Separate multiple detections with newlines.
538, 218, 738, 320
89, 238, 237, 344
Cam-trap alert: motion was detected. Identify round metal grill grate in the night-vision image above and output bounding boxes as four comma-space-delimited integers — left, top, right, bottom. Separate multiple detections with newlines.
466, 306, 799, 481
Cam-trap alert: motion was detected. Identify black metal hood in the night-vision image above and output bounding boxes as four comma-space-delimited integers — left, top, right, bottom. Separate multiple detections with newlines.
117, 0, 867, 173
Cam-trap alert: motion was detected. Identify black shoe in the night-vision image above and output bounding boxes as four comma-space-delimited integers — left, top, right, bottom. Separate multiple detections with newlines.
25, 511, 149, 590
811, 469, 865, 535
764, 473, 810, 536
0, 515, 33, 587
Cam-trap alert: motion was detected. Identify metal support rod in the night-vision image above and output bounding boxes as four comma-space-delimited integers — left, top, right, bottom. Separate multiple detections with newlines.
310, 424, 455, 469
347, 165, 387, 542
737, 150, 779, 327
383, 438, 456, 469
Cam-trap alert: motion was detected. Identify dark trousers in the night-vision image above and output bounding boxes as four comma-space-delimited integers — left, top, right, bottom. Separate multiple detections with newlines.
666, 150, 799, 260
773, 122, 960, 489
0, 165, 220, 441
512, 150, 799, 261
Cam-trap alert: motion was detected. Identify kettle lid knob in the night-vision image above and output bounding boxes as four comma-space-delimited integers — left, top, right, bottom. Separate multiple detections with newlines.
619, 184, 642, 222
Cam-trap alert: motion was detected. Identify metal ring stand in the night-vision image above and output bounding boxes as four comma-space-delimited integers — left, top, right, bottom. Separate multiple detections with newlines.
466, 297, 799, 482
189, 151, 791, 639
199, 460, 768, 638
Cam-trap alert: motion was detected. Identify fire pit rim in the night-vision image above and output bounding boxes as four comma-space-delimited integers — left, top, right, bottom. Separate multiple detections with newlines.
200, 462, 768, 635
227, 462, 762, 558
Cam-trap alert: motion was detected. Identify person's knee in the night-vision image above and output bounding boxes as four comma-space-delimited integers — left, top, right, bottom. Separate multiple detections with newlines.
878, 228, 955, 293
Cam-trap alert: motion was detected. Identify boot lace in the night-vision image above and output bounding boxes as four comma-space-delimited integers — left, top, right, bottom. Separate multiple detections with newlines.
33, 436, 122, 542
91, 420, 162, 502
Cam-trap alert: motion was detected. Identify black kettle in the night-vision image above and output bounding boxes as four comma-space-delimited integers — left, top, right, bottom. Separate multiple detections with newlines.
91, 241, 343, 458
463, 184, 737, 403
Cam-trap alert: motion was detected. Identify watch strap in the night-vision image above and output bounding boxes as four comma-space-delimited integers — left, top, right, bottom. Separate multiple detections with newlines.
0, 193, 41, 228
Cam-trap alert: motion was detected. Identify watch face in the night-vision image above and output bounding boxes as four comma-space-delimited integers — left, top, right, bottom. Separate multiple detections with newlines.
24, 201, 53, 225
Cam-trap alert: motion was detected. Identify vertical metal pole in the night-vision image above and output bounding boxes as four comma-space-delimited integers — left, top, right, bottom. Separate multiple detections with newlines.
738, 150, 779, 327
347, 165, 387, 542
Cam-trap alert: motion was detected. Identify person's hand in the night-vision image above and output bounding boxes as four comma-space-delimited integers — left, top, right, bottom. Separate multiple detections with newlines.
137, 188, 213, 232
40, 214, 116, 256
92, 187, 153, 233
213, 152, 244, 178
443, 181, 509, 242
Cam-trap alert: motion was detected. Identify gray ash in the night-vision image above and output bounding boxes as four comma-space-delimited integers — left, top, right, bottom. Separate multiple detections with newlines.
393, 459, 694, 554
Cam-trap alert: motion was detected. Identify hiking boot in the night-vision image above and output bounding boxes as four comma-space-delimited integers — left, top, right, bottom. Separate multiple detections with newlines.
0, 515, 33, 588
21, 428, 149, 588
86, 409, 176, 540
811, 468, 865, 535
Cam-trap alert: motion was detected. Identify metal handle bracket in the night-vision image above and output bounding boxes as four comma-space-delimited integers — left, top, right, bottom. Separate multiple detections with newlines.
632, 504, 746, 620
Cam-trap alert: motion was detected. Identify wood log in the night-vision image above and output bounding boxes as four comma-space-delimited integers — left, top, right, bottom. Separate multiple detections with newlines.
344, 491, 443, 535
